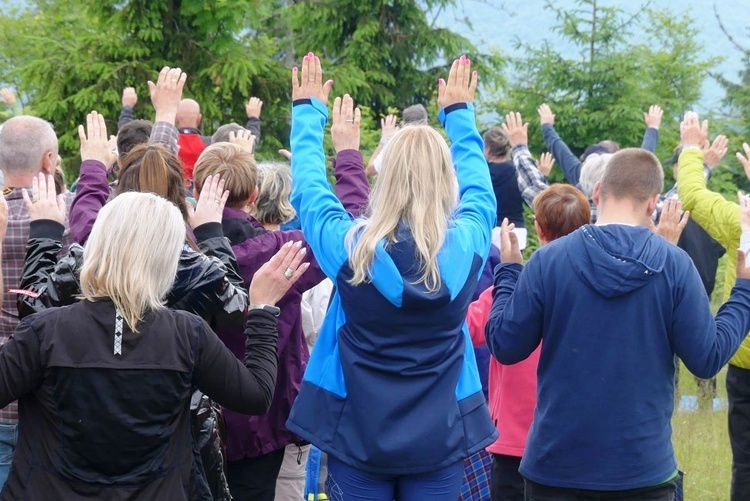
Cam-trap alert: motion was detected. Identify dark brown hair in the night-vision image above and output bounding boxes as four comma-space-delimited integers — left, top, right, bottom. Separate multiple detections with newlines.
533, 184, 590, 241
117, 120, 153, 160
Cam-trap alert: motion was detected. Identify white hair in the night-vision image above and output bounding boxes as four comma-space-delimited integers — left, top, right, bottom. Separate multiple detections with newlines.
579, 153, 613, 199
80, 192, 186, 332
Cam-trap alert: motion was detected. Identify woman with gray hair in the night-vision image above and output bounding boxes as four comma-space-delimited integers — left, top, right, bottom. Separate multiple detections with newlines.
251, 162, 296, 230
0, 177, 308, 500
578, 152, 613, 223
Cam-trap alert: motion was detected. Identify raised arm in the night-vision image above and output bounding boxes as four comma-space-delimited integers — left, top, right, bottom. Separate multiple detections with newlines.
118, 87, 137, 131
676, 112, 740, 248
69, 112, 117, 244
147, 67, 186, 155
245, 97, 263, 148
503, 111, 549, 209
331, 94, 370, 216
439, 56, 496, 257
539, 104, 582, 185
366, 115, 397, 176
17, 174, 83, 319
290, 53, 355, 279
641, 105, 662, 152
195, 241, 309, 415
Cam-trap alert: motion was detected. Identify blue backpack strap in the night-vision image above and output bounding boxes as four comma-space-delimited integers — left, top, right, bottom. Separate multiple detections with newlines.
304, 446, 322, 500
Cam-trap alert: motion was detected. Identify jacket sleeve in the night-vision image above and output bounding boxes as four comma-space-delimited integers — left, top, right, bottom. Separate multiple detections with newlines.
118, 106, 134, 131
150, 121, 180, 156
68, 160, 111, 244
332, 149, 370, 217
245, 117, 262, 146
467, 286, 492, 348
290, 98, 356, 279
190, 223, 248, 327
672, 260, 750, 379
485, 260, 544, 365
641, 127, 659, 152
440, 103, 497, 260
676, 148, 740, 251
0, 319, 44, 409
194, 310, 278, 415
542, 124, 582, 186
512, 144, 549, 209
17, 220, 83, 320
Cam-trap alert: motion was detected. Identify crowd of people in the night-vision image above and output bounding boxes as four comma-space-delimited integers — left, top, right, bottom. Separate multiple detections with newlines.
0, 50, 749, 501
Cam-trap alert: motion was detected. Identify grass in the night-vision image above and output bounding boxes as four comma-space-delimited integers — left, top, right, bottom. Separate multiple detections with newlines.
672, 254, 733, 500
673, 365, 731, 500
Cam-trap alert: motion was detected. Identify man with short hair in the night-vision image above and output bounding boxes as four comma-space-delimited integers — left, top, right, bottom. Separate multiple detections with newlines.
486, 144, 750, 499
0, 116, 75, 487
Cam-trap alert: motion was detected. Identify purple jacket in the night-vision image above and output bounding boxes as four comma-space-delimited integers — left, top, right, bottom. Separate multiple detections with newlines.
220, 149, 370, 460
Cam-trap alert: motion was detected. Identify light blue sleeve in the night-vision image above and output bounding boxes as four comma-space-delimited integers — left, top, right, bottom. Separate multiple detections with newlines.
439, 103, 496, 262
290, 98, 355, 279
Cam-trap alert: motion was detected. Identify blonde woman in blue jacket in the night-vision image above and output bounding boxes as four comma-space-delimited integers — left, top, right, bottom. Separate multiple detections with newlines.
285, 53, 497, 500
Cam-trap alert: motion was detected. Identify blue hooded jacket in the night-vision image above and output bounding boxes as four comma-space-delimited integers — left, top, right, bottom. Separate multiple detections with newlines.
486, 224, 750, 490
286, 98, 498, 475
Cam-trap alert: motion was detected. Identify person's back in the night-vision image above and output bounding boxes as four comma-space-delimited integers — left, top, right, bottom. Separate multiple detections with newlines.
486, 147, 750, 498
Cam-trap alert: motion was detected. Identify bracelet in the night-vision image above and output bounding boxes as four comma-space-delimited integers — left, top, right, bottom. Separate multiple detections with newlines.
681, 145, 702, 152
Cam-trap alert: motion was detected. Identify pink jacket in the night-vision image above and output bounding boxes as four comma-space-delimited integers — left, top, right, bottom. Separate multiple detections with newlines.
467, 287, 540, 457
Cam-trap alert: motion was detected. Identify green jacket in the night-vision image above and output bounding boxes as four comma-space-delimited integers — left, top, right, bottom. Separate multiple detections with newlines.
677, 148, 748, 367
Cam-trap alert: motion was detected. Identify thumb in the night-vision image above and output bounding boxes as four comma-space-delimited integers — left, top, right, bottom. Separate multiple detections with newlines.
147, 81, 156, 95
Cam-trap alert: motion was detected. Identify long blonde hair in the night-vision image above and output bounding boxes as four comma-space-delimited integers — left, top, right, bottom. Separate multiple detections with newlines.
346, 125, 457, 292
80, 192, 186, 332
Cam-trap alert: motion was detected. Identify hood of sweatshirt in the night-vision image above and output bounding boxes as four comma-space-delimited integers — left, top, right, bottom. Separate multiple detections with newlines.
567, 224, 666, 298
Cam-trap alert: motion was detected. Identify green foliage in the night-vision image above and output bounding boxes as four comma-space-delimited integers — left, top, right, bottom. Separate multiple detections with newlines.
498, 0, 719, 168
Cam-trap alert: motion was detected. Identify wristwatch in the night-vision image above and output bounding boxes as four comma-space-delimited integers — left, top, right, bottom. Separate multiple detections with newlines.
249, 304, 281, 317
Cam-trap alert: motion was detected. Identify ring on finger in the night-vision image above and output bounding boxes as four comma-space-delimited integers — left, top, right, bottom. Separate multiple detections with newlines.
284, 267, 294, 280
308, 78, 316, 82
214, 199, 221, 204
345, 119, 354, 124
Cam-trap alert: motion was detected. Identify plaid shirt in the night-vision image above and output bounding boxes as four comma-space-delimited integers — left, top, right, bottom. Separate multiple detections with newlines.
511, 144, 549, 209
0, 188, 75, 423
151, 121, 180, 154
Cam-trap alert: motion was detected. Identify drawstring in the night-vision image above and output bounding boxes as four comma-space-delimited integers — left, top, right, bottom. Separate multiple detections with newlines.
296, 444, 303, 465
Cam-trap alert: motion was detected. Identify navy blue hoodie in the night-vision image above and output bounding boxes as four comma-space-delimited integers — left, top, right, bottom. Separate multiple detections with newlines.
486, 224, 750, 490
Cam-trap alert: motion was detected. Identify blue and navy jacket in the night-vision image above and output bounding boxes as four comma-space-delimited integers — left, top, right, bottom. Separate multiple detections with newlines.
285, 97, 498, 475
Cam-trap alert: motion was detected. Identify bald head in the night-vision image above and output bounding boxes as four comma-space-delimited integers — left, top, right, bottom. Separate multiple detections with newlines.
176, 99, 202, 129
0, 116, 58, 176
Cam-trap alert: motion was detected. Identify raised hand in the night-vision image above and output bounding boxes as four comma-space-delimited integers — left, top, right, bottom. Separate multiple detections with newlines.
0, 88, 16, 106
122, 87, 138, 108
148, 67, 187, 123
278, 149, 292, 161
736, 143, 750, 182
249, 241, 310, 306
292, 52, 334, 105
537, 104, 555, 126
500, 218, 523, 265
381, 114, 398, 143
703, 135, 728, 169
537, 152, 555, 177
680, 111, 708, 148
22, 173, 67, 223
739, 191, 750, 234
656, 199, 689, 245
437, 55, 478, 109
501, 112, 529, 148
644, 105, 663, 130
246, 97, 263, 119
190, 174, 229, 229
229, 129, 256, 154
78, 111, 116, 166
331, 94, 361, 154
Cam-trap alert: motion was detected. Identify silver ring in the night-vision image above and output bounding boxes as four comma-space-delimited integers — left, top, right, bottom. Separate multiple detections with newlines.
284, 267, 294, 280
214, 199, 221, 204
171, 79, 178, 83
345, 119, 354, 124
308, 79, 315, 82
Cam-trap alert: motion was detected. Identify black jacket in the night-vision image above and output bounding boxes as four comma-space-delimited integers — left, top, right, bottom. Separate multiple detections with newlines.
17, 220, 247, 329
0, 300, 278, 500
15, 219, 249, 500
